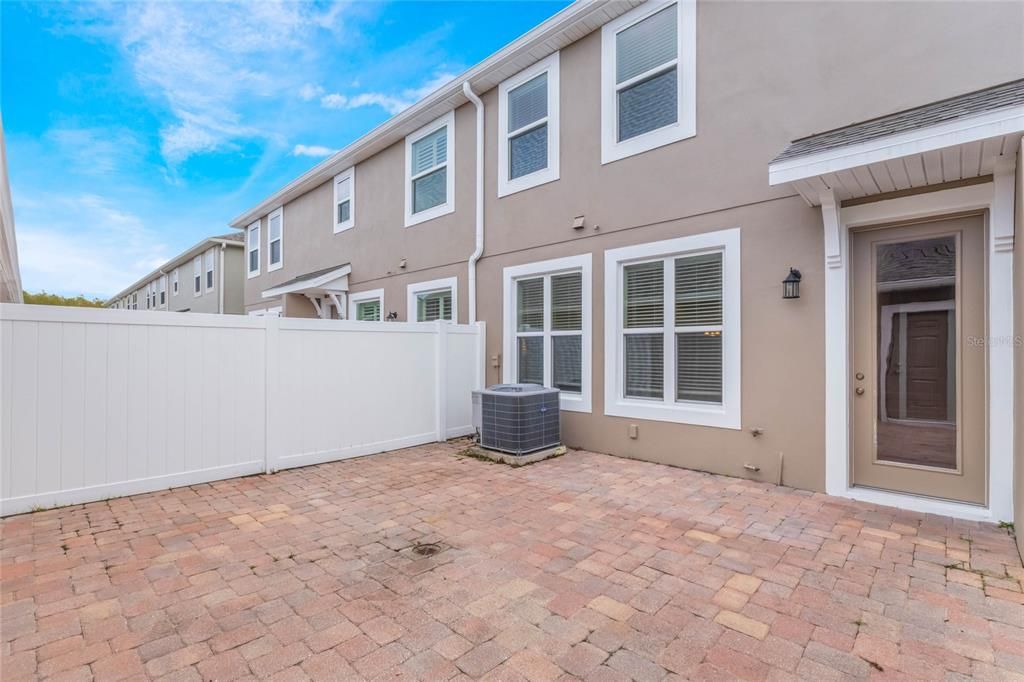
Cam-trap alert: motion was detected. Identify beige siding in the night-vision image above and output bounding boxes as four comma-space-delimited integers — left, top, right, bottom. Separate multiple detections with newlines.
238, 0, 1024, 493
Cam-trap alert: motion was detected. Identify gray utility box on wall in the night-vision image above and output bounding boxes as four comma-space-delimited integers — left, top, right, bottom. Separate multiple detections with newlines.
472, 384, 561, 455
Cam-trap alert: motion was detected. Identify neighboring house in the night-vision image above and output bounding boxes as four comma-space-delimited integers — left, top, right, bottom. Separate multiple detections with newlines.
105, 234, 245, 314
0, 119, 22, 303
229, 0, 1024, 532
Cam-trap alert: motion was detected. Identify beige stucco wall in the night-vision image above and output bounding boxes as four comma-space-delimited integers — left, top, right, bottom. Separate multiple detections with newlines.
239, 0, 1024, 493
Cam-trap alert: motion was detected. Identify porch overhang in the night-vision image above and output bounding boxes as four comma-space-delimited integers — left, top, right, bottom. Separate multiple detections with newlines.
768, 79, 1024, 206
261, 264, 351, 299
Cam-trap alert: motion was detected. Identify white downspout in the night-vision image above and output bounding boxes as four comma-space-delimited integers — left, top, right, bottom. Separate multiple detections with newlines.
462, 81, 484, 324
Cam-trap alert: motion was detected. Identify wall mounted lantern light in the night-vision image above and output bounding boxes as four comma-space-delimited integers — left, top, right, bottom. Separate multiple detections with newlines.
782, 268, 802, 299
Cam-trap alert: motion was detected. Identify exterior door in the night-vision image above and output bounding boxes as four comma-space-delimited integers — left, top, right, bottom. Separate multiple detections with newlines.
850, 213, 986, 504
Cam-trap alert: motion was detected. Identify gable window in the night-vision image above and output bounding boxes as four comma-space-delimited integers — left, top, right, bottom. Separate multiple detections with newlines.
193, 255, 202, 296
205, 249, 215, 291
247, 221, 260, 277
158, 276, 166, 306
404, 111, 455, 227
604, 228, 740, 428
503, 254, 592, 412
498, 52, 560, 197
349, 289, 384, 322
333, 167, 355, 233
407, 277, 457, 323
601, 0, 696, 164
172, 269, 179, 295
268, 208, 283, 271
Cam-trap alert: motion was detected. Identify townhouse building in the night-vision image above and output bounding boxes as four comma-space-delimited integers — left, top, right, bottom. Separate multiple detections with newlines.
106, 233, 245, 314
229, 0, 1024, 532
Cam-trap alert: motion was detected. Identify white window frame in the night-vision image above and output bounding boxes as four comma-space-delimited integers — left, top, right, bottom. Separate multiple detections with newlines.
407, 276, 458, 323
503, 254, 592, 413
158, 275, 166, 306
600, 0, 696, 165
193, 255, 202, 297
404, 111, 455, 228
333, 166, 356, 233
204, 249, 215, 293
497, 52, 560, 198
246, 221, 261, 278
131, 292, 137, 310
348, 288, 385, 321
604, 227, 740, 428
267, 207, 284, 272
171, 269, 179, 295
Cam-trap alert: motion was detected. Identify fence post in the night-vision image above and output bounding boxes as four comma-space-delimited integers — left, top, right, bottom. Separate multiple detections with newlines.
475, 320, 487, 390
264, 315, 279, 473
435, 320, 448, 442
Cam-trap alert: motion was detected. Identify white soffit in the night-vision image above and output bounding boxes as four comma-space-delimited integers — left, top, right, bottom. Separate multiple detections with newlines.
769, 105, 1024, 206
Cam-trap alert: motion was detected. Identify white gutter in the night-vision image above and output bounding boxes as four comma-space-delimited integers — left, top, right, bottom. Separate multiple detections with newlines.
462, 81, 484, 325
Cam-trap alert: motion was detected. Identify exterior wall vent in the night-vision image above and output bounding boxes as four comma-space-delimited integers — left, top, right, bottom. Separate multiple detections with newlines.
472, 384, 560, 455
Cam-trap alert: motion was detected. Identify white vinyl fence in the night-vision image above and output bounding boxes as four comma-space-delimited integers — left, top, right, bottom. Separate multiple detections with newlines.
0, 304, 484, 516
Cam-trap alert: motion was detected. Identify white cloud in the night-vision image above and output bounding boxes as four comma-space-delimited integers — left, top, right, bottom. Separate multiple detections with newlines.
16, 192, 171, 298
45, 126, 145, 176
292, 144, 337, 158
78, 1, 350, 164
315, 71, 458, 116
299, 83, 325, 101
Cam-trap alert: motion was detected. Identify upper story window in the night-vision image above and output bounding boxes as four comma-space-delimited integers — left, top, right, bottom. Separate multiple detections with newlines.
158, 275, 166, 305
498, 52, 560, 198
268, 208, 283, 271
172, 269, 179, 295
404, 111, 455, 227
503, 254, 592, 412
407, 277, 458, 323
604, 228, 740, 429
333, 167, 355, 233
132, 292, 137, 310
193, 255, 202, 296
601, 0, 696, 164
204, 249, 215, 291
246, 221, 260, 277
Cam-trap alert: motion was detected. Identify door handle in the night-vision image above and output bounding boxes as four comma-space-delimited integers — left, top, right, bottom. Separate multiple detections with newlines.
855, 387, 865, 396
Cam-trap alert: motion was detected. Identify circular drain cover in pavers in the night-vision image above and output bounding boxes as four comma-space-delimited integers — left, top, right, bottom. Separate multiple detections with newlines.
411, 542, 442, 557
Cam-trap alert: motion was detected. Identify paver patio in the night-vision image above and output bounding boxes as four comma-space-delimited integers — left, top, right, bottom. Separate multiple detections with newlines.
2, 441, 1023, 681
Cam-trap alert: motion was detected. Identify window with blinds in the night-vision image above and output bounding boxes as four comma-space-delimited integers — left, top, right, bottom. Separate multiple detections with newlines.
513, 271, 583, 393
416, 289, 452, 322
205, 249, 215, 291
193, 255, 202, 295
356, 299, 381, 322
334, 170, 354, 231
268, 209, 283, 268
411, 126, 448, 214
621, 251, 723, 404
614, 4, 678, 143
247, 222, 260, 275
507, 73, 548, 180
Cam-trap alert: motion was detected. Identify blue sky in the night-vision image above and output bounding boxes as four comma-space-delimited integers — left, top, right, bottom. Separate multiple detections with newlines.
2, 1, 567, 298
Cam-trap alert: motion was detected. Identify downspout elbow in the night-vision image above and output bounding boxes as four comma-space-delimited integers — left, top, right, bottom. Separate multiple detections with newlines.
462, 80, 484, 324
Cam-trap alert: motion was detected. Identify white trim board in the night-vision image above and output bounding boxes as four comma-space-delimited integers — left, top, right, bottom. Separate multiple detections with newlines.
502, 253, 592, 413
823, 179, 1015, 522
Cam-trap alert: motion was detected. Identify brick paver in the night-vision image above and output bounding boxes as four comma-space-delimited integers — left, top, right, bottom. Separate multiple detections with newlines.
2, 442, 1023, 680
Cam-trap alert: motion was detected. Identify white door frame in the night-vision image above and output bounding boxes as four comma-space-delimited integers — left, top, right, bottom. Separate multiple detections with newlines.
822, 168, 1015, 522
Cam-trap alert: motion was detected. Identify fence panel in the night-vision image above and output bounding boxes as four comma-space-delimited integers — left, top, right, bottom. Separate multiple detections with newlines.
0, 304, 482, 516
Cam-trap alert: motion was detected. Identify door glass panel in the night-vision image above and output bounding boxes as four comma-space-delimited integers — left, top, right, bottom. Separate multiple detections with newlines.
875, 236, 956, 469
